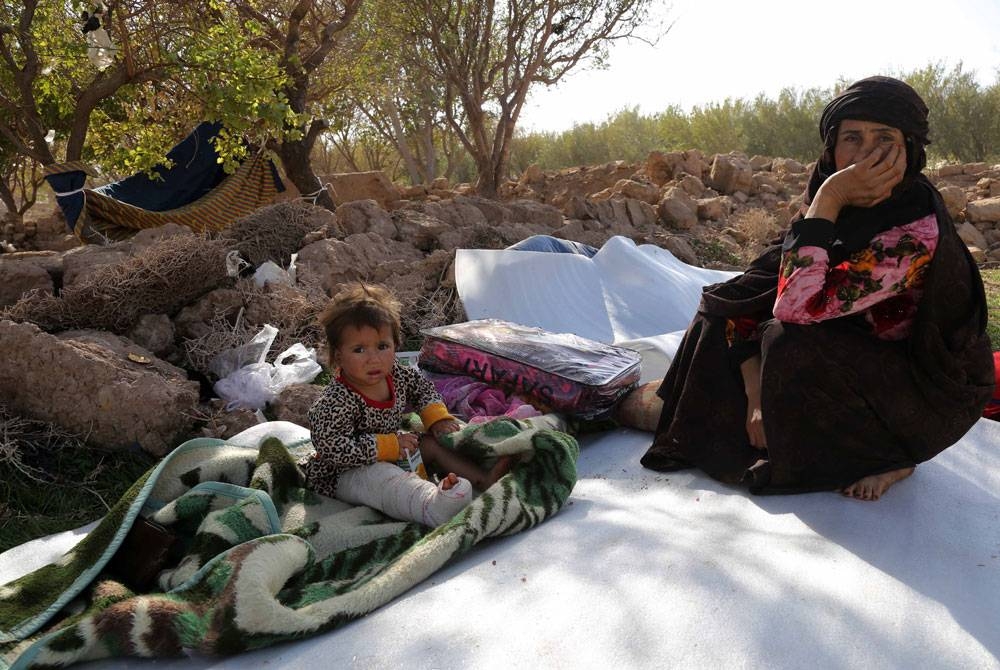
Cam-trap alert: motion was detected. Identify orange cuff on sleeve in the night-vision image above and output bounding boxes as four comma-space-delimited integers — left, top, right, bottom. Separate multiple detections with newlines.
376, 433, 400, 462
419, 402, 454, 430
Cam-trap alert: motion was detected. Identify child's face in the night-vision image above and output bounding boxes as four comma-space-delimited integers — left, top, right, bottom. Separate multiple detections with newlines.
334, 323, 396, 393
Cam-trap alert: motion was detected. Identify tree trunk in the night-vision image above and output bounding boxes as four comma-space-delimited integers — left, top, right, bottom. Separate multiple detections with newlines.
421, 124, 437, 182
475, 160, 499, 199
0, 181, 17, 217
279, 137, 336, 211
383, 97, 423, 185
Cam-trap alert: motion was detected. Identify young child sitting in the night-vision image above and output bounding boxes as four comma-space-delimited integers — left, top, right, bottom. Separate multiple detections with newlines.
300, 283, 512, 526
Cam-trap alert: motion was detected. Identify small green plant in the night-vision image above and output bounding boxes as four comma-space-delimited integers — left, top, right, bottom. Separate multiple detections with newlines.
690, 237, 742, 268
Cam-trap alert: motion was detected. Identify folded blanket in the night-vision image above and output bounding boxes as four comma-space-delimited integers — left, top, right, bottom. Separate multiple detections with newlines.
428, 371, 543, 423
0, 417, 578, 669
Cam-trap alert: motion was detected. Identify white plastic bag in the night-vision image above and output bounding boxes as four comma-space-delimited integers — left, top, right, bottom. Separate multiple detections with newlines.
271, 343, 322, 390
208, 324, 278, 380
211, 335, 322, 411
214, 363, 276, 411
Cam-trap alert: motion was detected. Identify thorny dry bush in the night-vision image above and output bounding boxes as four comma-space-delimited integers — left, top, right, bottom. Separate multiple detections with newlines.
2, 234, 232, 333
0, 402, 153, 551
381, 257, 467, 349
397, 284, 466, 350
730, 207, 781, 262
0, 404, 93, 512
182, 276, 328, 377
0, 405, 71, 486
227, 200, 326, 267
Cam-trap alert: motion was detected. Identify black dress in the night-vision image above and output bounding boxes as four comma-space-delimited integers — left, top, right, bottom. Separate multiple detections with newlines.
641, 180, 994, 493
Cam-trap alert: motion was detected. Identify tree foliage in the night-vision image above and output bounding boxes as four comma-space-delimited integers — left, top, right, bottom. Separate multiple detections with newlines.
510, 64, 1000, 174
2, 1, 999, 231
393, 0, 662, 197
904, 62, 1000, 162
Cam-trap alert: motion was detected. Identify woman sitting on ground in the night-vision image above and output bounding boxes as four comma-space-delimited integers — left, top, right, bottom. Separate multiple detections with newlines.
640, 76, 994, 500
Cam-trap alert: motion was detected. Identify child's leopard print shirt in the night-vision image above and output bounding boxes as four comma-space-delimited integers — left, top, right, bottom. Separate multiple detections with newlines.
301, 362, 453, 497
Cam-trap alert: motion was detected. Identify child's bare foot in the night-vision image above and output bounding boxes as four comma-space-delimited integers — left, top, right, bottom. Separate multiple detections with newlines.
839, 466, 914, 501
440, 472, 460, 491
475, 456, 514, 490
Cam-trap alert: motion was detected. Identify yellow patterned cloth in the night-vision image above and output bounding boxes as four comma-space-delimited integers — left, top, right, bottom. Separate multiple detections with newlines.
46, 153, 281, 243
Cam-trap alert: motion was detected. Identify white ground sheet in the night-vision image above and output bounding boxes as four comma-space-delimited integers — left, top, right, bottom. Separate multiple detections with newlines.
3, 237, 999, 669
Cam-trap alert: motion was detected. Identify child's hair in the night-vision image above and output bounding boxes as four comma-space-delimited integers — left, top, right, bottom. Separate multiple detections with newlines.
319, 283, 403, 362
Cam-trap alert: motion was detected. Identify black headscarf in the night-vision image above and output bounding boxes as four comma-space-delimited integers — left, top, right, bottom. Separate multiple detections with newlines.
800, 76, 937, 259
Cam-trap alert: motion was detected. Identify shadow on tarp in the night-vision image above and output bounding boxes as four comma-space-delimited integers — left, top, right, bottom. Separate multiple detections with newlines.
747, 422, 1000, 661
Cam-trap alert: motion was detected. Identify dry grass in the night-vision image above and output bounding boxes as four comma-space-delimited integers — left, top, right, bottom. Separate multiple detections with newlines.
0, 404, 153, 552
227, 200, 325, 267
729, 207, 780, 263
3, 234, 232, 333
397, 284, 466, 350
181, 276, 328, 377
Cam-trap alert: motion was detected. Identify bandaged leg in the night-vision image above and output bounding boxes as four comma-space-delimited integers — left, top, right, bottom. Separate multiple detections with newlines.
336, 462, 473, 526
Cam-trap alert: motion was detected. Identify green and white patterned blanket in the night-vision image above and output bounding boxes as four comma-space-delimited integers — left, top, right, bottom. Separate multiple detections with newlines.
0, 416, 578, 669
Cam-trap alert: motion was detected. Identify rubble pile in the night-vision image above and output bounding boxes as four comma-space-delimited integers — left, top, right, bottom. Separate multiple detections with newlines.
1, 152, 998, 454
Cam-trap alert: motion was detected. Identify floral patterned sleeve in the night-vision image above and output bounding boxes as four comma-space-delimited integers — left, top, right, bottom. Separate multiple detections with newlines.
773, 214, 939, 328
725, 315, 765, 366
395, 363, 454, 428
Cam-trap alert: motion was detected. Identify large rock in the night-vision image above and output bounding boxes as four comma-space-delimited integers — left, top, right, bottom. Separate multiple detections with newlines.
454, 195, 510, 225
679, 150, 706, 178
0, 256, 54, 307
585, 198, 655, 232
503, 200, 564, 228
937, 185, 968, 220
623, 198, 658, 229
0, 320, 199, 455
410, 199, 488, 228
964, 162, 988, 175
697, 196, 733, 222
334, 199, 398, 238
708, 153, 753, 196
658, 235, 699, 266
657, 187, 698, 230
771, 157, 806, 174
957, 222, 989, 251
436, 224, 507, 252
751, 172, 783, 195
173, 288, 244, 340
560, 196, 653, 233
129, 223, 194, 254
677, 174, 706, 198
61, 245, 129, 288
644, 152, 686, 185
392, 209, 452, 252
966, 196, 1000, 223
935, 164, 964, 177
323, 171, 400, 209
296, 232, 424, 294
126, 314, 176, 357
605, 179, 661, 204
271, 384, 324, 427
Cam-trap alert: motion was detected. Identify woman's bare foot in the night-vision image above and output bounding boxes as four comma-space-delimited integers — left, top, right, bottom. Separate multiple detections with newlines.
440, 472, 460, 491
839, 466, 915, 501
